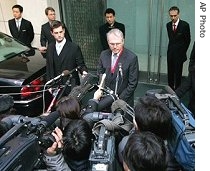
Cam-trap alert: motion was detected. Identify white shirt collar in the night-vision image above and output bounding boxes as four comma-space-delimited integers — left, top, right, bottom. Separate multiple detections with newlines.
56, 38, 66, 48
173, 18, 179, 26
15, 18, 22, 22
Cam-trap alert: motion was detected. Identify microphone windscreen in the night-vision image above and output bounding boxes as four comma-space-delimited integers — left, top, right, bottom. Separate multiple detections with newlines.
98, 94, 117, 111
111, 99, 127, 113
80, 73, 98, 86
62, 70, 70, 76
68, 84, 93, 101
164, 85, 176, 95
41, 111, 60, 128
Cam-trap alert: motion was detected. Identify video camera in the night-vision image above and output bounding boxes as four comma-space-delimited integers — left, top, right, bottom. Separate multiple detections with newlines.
89, 125, 115, 171
0, 111, 60, 171
88, 99, 135, 171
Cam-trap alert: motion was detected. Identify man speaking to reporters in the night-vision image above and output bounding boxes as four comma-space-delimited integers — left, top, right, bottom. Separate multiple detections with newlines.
97, 28, 139, 107
43, 20, 88, 94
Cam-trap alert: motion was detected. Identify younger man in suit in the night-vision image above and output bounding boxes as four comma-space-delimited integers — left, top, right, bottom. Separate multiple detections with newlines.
45, 20, 88, 96
99, 8, 125, 50
166, 6, 191, 90
40, 7, 72, 47
8, 4, 34, 47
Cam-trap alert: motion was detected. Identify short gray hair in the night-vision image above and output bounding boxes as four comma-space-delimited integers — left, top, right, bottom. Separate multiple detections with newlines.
107, 28, 124, 41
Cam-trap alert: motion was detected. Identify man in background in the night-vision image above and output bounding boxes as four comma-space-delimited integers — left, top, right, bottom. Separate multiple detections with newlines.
8, 4, 34, 47
40, 7, 72, 47
99, 8, 125, 50
166, 6, 191, 90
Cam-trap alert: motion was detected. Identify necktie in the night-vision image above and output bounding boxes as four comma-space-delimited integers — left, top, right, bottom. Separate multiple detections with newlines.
112, 53, 118, 68
173, 24, 176, 32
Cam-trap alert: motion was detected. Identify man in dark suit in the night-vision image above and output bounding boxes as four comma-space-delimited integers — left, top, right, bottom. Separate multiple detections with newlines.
8, 4, 34, 47
175, 42, 195, 117
40, 7, 72, 47
45, 20, 88, 95
166, 6, 191, 90
97, 28, 139, 107
99, 8, 125, 50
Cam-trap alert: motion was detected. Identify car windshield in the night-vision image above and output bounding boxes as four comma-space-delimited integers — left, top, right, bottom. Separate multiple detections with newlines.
0, 32, 29, 62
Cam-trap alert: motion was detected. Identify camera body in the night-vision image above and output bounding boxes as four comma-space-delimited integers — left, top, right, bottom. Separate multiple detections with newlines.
0, 116, 57, 171
89, 126, 116, 171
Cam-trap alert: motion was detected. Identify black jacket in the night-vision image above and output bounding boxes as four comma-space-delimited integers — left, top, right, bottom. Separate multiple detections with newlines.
8, 18, 34, 47
99, 21, 125, 50
40, 22, 72, 47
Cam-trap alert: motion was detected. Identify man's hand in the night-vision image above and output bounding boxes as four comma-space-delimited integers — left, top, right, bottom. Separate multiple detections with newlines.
38, 46, 47, 53
94, 89, 103, 100
46, 127, 63, 156
81, 71, 88, 78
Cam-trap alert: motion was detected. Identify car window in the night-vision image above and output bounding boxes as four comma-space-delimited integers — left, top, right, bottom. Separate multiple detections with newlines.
0, 32, 29, 62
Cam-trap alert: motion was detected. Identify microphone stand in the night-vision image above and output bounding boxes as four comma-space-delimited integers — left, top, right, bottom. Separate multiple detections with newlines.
57, 74, 73, 101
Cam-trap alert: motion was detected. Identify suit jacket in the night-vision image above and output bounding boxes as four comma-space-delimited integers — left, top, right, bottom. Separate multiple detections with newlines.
40, 22, 72, 47
8, 18, 34, 47
166, 19, 191, 62
99, 22, 125, 50
46, 40, 88, 86
97, 48, 139, 107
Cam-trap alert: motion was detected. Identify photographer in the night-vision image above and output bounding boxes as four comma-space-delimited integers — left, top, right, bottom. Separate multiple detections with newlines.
123, 131, 167, 171
118, 95, 182, 171
43, 119, 92, 171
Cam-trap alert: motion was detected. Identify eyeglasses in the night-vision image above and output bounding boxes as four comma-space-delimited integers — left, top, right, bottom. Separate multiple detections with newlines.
109, 43, 122, 46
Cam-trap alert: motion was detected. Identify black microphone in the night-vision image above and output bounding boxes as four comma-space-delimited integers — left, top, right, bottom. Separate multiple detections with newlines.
46, 70, 70, 85
118, 62, 123, 78
39, 111, 60, 128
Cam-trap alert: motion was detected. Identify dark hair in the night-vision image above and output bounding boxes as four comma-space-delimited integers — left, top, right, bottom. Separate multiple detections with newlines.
12, 4, 23, 13
123, 131, 167, 171
134, 95, 172, 139
63, 119, 92, 161
50, 20, 65, 32
104, 8, 115, 16
56, 96, 80, 129
56, 96, 80, 119
45, 7, 55, 15
169, 6, 180, 14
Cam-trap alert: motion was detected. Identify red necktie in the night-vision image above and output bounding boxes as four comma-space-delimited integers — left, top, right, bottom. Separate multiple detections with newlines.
173, 24, 176, 32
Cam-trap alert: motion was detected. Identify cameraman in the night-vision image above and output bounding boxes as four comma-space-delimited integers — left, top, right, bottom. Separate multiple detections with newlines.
43, 119, 92, 171
118, 95, 182, 171
123, 131, 167, 171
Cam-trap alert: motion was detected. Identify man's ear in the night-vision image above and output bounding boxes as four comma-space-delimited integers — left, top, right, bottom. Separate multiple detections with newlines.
50, 31, 53, 35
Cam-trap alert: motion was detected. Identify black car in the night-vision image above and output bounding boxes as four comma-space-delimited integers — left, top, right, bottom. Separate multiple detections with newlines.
0, 32, 52, 116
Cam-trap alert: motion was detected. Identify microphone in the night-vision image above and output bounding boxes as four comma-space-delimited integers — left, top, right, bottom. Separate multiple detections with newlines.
111, 99, 134, 123
98, 94, 118, 111
36, 111, 60, 135
68, 84, 93, 101
46, 70, 70, 85
118, 63, 123, 78
39, 111, 60, 128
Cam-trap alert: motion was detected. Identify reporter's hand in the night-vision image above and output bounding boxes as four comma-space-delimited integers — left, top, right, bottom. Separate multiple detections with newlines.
81, 71, 88, 78
46, 127, 63, 156
94, 89, 103, 100
38, 46, 47, 53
